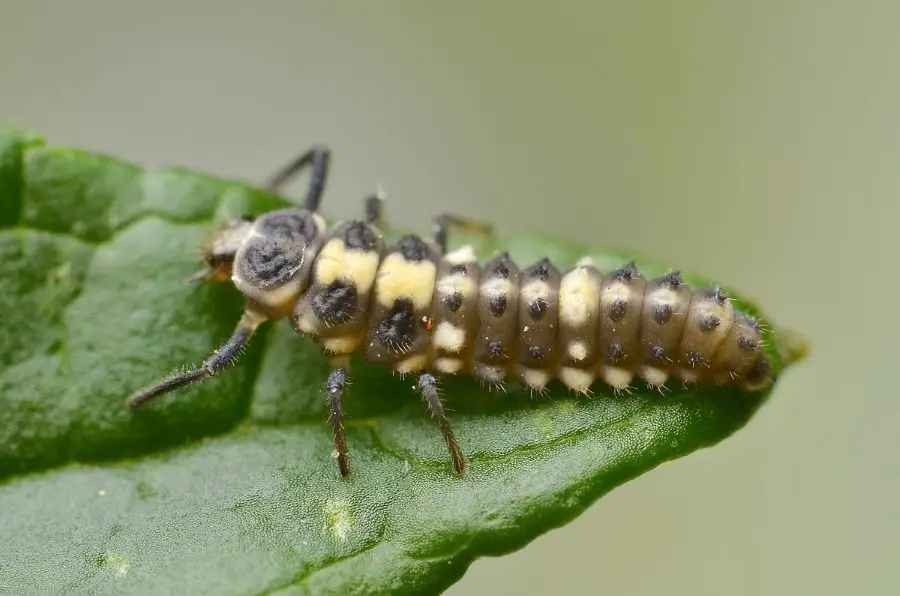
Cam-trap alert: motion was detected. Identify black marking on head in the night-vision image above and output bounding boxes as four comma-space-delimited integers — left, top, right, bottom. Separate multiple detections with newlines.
608, 299, 627, 322
525, 258, 553, 281
395, 235, 431, 262
256, 210, 318, 244
699, 314, 720, 332
375, 297, 417, 351
687, 351, 708, 367
312, 279, 358, 326
608, 343, 625, 362
529, 298, 549, 320
444, 292, 463, 312
488, 341, 504, 358
737, 336, 760, 352
337, 220, 379, 251
527, 345, 546, 361
654, 304, 673, 325
489, 294, 508, 317
662, 271, 683, 289
611, 261, 638, 282
651, 345, 666, 361
485, 252, 512, 278
449, 263, 468, 275
239, 237, 305, 288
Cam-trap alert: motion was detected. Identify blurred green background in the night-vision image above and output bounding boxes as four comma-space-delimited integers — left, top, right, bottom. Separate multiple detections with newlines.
0, 1, 892, 595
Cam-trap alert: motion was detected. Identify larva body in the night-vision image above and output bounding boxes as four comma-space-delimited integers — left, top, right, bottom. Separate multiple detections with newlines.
231, 209, 769, 393
126, 146, 771, 477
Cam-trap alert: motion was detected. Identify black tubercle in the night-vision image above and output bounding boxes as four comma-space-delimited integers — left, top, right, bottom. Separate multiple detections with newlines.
394, 235, 432, 262
489, 294, 507, 317
699, 314, 721, 332
444, 292, 463, 312
524, 258, 554, 281
611, 261, 638, 282
375, 297, 417, 351
334, 220, 379, 251
699, 286, 728, 304
650, 345, 666, 361
654, 304, 673, 325
529, 298, 549, 319
485, 252, 512, 278
737, 336, 760, 352
608, 299, 627, 322
527, 345, 546, 361
488, 341, 504, 358
312, 279, 358, 326
661, 271, 683, 289
608, 343, 625, 362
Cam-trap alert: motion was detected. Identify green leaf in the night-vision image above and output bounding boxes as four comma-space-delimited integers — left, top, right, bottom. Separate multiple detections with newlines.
0, 126, 807, 595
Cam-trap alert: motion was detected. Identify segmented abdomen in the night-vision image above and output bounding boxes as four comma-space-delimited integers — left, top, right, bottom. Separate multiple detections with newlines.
295, 225, 770, 394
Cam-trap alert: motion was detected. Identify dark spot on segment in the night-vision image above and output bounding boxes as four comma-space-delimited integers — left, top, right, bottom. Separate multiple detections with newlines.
485, 252, 512, 278
737, 336, 760, 351
489, 294, 507, 317
444, 292, 463, 312
700, 286, 727, 304
395, 235, 431, 262
687, 351, 708, 367
662, 271, 683, 289
608, 299, 627, 322
375, 297, 417, 351
449, 263, 468, 275
488, 341, 504, 358
651, 345, 666, 361
527, 345, 546, 361
338, 220, 379, 251
525, 258, 553, 281
312, 279, 358, 325
611, 261, 638, 282
608, 343, 625, 362
699, 314, 720, 332
529, 298, 549, 319
654, 304, 673, 325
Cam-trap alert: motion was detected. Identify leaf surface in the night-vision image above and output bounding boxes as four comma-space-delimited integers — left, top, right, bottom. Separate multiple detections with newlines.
0, 127, 806, 595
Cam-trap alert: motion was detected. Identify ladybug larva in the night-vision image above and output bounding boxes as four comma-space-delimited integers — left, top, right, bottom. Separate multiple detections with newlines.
126, 145, 771, 477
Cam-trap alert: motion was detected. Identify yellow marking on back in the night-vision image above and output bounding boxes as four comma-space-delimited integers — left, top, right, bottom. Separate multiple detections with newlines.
559, 267, 600, 326
375, 254, 436, 310
314, 238, 381, 294
434, 322, 466, 353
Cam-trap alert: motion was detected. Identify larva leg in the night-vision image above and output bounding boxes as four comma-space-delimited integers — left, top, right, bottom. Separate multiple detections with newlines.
126, 309, 267, 409
417, 373, 467, 475
432, 213, 495, 253
325, 367, 351, 476
363, 190, 385, 226
263, 146, 331, 212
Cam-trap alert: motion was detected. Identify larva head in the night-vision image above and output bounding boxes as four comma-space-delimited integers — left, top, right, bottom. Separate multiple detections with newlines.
196, 215, 255, 282
232, 208, 326, 319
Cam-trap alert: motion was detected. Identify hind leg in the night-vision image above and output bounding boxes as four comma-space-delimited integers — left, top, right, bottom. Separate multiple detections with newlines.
417, 373, 467, 475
